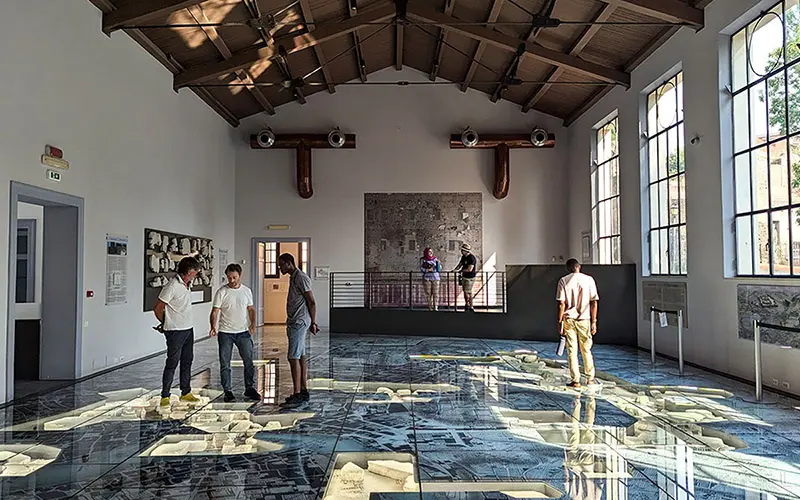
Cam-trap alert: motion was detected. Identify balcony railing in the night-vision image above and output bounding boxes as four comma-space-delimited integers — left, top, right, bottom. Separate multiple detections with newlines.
330, 271, 506, 312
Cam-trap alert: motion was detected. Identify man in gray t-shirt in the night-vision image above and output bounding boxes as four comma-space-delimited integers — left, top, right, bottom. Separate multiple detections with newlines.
278, 253, 318, 407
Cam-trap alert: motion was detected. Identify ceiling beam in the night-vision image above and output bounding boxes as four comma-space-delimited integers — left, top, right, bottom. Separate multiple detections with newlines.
89, 0, 239, 127
396, 24, 405, 70
522, 1, 618, 112
299, 0, 336, 93
490, 0, 551, 103
406, 1, 630, 87
429, 0, 456, 81
187, 5, 275, 115
396, 0, 407, 70
597, 0, 703, 28
174, 3, 396, 90
349, 0, 368, 83
102, 0, 205, 34
460, 0, 505, 92
245, 1, 305, 105
563, 15, 684, 126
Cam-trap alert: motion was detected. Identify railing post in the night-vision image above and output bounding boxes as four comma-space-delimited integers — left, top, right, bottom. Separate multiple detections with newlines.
483, 272, 487, 309
367, 272, 371, 310
754, 319, 763, 402
650, 306, 656, 365
408, 272, 412, 310
677, 309, 684, 376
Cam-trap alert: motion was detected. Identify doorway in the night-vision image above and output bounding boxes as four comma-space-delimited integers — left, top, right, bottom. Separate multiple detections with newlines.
251, 238, 310, 326
6, 182, 84, 401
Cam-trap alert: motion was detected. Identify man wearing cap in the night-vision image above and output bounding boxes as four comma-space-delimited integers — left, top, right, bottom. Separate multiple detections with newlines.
453, 243, 477, 312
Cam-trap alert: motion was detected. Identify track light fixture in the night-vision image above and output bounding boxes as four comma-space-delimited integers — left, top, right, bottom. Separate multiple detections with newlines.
461, 127, 479, 148
256, 127, 276, 148
328, 127, 346, 148
530, 127, 548, 147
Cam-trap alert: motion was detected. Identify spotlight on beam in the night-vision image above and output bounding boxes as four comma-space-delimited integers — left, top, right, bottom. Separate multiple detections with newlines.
461, 127, 479, 148
256, 127, 276, 148
530, 127, 548, 147
328, 127, 346, 148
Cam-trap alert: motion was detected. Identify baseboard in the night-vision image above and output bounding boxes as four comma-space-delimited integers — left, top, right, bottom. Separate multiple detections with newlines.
636, 346, 799, 400
1, 334, 214, 408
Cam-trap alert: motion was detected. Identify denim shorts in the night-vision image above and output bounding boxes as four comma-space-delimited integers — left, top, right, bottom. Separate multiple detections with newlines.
287, 321, 309, 360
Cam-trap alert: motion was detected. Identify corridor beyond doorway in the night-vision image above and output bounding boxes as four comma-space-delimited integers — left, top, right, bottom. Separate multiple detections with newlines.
256, 239, 309, 325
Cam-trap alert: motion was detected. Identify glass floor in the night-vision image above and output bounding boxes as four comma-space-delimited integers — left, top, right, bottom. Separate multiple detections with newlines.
1, 326, 799, 499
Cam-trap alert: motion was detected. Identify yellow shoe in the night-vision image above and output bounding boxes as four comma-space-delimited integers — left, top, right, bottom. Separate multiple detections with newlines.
179, 393, 200, 403
160, 397, 171, 407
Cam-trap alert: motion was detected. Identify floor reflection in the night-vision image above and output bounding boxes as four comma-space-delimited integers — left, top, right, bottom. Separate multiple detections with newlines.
1, 329, 800, 499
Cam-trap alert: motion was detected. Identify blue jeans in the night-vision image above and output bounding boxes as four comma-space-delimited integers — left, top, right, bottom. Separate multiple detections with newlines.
161, 328, 194, 398
218, 332, 256, 393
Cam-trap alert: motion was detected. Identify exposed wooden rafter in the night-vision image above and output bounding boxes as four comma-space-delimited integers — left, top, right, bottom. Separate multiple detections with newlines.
562, 0, 711, 125
429, 0, 456, 81
244, 0, 305, 105
563, 20, 682, 126
173, 3, 396, 90
406, 1, 630, 87
298, 0, 336, 93
102, 0, 205, 34
187, 5, 275, 115
522, 1, 618, 113
490, 0, 554, 103
598, 0, 703, 28
396, 24, 405, 70
396, 0, 408, 70
460, 0, 505, 92
90, 0, 239, 127
349, 0, 368, 83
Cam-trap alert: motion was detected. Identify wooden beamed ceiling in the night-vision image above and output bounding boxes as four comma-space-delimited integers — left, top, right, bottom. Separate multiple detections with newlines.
91, 0, 710, 126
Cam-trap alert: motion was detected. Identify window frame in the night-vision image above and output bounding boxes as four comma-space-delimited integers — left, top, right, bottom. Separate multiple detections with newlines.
645, 71, 687, 276
15, 219, 36, 303
264, 242, 279, 278
591, 115, 622, 265
730, 0, 800, 277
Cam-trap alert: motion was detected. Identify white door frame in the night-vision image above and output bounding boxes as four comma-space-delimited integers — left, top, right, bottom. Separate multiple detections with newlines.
6, 181, 84, 402
250, 237, 311, 326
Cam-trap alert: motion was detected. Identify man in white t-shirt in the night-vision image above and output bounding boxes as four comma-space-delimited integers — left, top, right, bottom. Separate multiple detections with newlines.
556, 258, 600, 388
154, 256, 202, 407
210, 263, 261, 403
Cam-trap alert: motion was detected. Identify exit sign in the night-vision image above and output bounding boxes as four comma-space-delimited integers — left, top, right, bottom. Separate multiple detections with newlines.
47, 169, 62, 182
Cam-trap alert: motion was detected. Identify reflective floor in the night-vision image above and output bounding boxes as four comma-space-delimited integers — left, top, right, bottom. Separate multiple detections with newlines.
2, 327, 800, 499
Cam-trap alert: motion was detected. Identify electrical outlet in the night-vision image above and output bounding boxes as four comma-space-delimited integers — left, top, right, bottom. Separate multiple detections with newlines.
772, 378, 780, 386
782, 382, 790, 390
119, 356, 125, 363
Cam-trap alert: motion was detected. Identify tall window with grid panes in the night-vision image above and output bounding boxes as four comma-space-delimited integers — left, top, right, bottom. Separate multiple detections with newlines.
591, 116, 621, 264
731, 1, 800, 276
646, 72, 687, 275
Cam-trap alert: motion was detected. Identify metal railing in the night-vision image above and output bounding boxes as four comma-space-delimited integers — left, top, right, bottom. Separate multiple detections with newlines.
330, 271, 506, 312
750, 319, 800, 401
649, 306, 685, 375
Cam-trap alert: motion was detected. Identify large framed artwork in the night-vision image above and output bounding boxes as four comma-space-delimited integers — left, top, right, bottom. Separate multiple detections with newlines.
143, 228, 214, 312
364, 193, 483, 272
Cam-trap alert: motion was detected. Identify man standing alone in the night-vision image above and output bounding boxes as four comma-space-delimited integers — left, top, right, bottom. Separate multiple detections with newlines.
154, 256, 202, 406
278, 253, 319, 407
210, 264, 262, 403
556, 259, 599, 388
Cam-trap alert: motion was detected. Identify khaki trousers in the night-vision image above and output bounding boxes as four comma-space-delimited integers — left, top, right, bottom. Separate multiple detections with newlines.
563, 318, 595, 383
423, 280, 439, 310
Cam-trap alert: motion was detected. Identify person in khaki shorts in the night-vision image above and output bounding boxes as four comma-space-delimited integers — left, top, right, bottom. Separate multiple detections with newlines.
556, 258, 599, 388
453, 243, 477, 312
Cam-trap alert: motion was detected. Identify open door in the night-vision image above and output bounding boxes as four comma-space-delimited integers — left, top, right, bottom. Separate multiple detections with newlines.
256, 242, 265, 326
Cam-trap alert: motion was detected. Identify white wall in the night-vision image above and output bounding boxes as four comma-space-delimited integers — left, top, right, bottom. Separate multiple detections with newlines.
15, 202, 44, 320
0, 0, 237, 402
235, 68, 569, 327
566, 0, 800, 392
